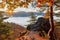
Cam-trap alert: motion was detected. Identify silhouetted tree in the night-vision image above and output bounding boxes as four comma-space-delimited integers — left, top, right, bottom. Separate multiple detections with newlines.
0, 11, 14, 40
27, 17, 50, 37
26, 12, 37, 26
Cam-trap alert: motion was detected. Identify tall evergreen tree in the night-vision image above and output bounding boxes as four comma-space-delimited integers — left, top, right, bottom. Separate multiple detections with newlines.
28, 12, 37, 25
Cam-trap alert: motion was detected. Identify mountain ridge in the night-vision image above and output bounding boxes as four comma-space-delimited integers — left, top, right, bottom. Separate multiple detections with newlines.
13, 11, 45, 17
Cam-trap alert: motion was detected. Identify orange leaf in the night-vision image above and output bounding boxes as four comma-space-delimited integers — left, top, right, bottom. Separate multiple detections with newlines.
48, 0, 53, 6
36, 3, 42, 8
2, 0, 6, 2
36, 0, 46, 4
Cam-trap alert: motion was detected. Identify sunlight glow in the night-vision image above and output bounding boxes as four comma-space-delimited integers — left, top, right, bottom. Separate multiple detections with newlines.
6, 10, 13, 16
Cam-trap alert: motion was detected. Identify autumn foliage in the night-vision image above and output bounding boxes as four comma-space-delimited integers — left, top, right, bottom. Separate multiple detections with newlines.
36, 0, 46, 4
0, 0, 54, 16
48, 0, 53, 6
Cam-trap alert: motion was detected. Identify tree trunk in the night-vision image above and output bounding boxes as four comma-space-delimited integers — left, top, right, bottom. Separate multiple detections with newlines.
49, 6, 55, 40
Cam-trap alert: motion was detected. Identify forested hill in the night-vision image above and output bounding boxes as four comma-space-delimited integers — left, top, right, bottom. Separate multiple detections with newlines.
13, 11, 44, 17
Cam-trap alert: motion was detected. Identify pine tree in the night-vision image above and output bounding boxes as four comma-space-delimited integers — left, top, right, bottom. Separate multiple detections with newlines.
27, 12, 37, 25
